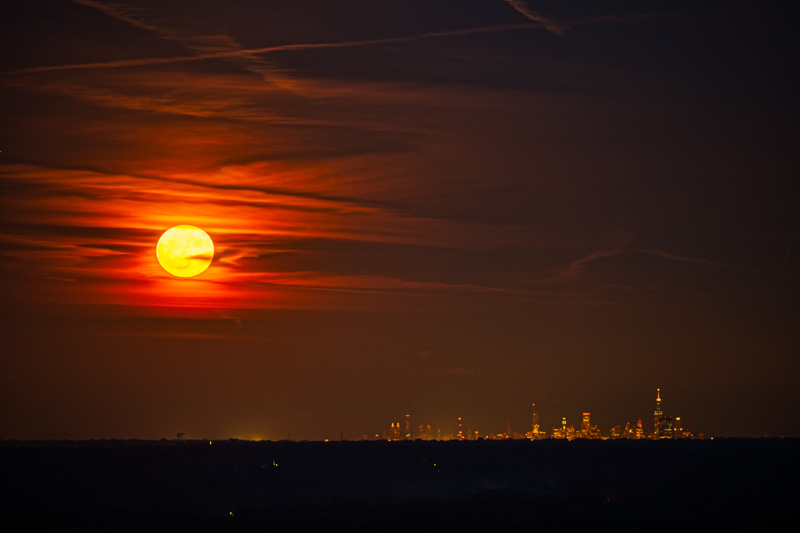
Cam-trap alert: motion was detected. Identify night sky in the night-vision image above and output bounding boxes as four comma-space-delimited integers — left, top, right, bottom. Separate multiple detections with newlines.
1, 0, 797, 440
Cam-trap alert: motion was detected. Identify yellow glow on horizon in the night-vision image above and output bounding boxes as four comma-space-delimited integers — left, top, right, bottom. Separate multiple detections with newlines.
156, 225, 214, 277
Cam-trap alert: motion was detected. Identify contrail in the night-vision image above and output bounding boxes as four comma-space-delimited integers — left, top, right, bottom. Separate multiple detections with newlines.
503, 0, 564, 36
9, 23, 540, 75
69, 0, 286, 84
71, 0, 168, 36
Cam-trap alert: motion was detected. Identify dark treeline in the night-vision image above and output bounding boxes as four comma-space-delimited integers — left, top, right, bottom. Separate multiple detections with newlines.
1, 439, 796, 531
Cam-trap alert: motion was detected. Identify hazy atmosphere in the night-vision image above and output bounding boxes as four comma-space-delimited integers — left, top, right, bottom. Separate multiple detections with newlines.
1, 0, 797, 440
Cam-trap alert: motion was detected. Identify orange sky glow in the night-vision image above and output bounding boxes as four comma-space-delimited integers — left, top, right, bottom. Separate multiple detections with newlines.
0, 0, 796, 440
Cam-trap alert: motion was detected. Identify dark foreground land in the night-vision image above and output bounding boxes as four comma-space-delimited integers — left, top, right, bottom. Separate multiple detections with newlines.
1, 439, 797, 531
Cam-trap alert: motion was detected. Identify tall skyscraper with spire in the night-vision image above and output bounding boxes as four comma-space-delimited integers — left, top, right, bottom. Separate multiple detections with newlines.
653, 388, 663, 439
527, 403, 543, 439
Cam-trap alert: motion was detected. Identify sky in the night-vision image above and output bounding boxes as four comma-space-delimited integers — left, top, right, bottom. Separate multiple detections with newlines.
1, 0, 797, 440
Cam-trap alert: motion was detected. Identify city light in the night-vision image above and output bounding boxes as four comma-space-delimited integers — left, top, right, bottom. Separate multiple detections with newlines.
373, 389, 699, 441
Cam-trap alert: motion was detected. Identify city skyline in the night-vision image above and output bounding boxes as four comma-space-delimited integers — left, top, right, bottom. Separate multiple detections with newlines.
1, 1, 797, 441
373, 388, 701, 442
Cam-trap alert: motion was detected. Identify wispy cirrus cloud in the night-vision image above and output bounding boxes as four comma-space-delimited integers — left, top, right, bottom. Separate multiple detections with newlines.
3, 157, 585, 311
528, 248, 628, 287
634, 248, 774, 276
503, 0, 564, 36
0, 1, 680, 313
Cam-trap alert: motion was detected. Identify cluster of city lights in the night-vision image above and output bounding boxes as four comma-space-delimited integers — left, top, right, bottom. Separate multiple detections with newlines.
374, 389, 700, 441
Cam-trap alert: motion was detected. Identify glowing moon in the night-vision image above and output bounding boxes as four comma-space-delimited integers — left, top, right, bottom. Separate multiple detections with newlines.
156, 225, 214, 278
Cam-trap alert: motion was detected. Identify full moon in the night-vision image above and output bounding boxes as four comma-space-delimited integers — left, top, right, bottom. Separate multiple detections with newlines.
156, 225, 214, 278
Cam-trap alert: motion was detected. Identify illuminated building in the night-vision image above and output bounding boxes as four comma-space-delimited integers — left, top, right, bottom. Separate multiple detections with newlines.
553, 416, 576, 440
653, 388, 663, 439
652, 389, 686, 439
674, 417, 687, 439
580, 412, 600, 439
657, 416, 675, 439
582, 412, 591, 435
373, 388, 697, 442
551, 418, 565, 439
635, 419, 645, 439
622, 422, 635, 439
526, 403, 545, 440
417, 424, 432, 440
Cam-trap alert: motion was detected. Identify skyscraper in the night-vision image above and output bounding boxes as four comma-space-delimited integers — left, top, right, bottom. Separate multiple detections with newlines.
581, 412, 599, 439
526, 403, 544, 440
653, 388, 663, 439
657, 416, 675, 439
553, 416, 571, 439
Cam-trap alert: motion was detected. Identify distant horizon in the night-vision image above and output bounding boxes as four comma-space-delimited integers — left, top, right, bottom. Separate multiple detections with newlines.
16, 433, 788, 443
